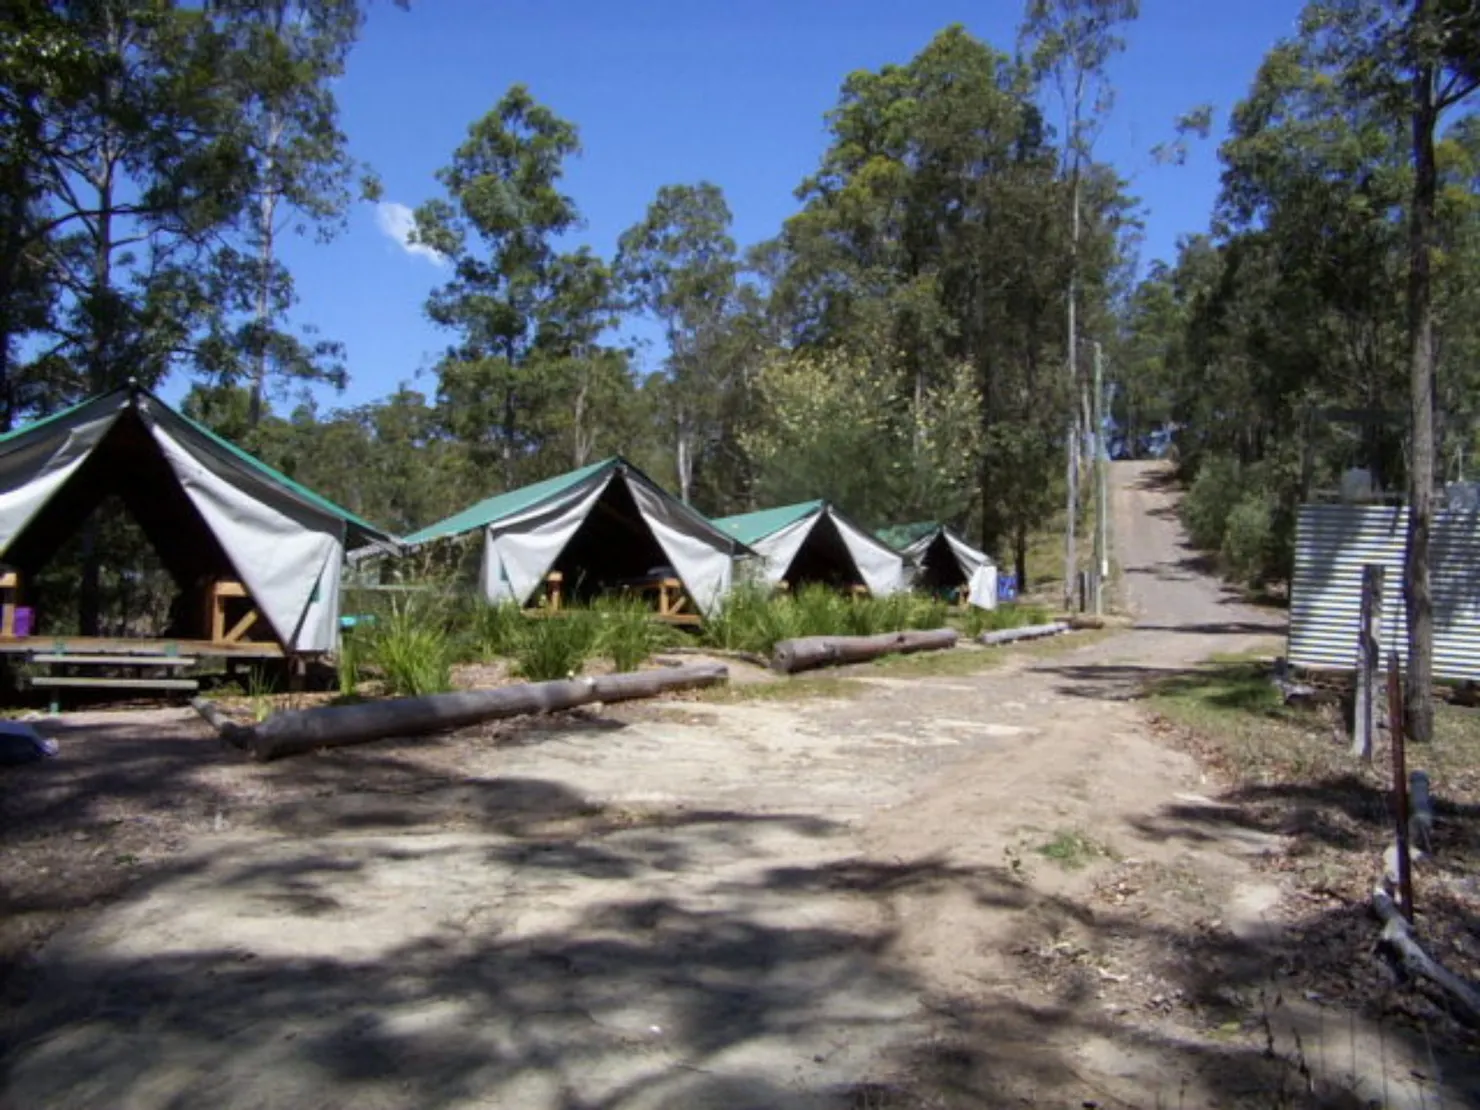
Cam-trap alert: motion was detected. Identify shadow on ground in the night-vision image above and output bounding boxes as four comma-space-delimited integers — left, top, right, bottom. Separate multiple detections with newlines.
4, 763, 1476, 1109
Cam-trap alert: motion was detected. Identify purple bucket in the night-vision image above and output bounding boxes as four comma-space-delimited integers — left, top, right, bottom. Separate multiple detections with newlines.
13, 607, 33, 638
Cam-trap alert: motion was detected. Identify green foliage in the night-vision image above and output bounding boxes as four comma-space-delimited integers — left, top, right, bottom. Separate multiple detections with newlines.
336, 627, 364, 698
1034, 828, 1114, 871
592, 596, 673, 673
513, 612, 600, 682
364, 596, 456, 696
701, 585, 803, 656
1220, 494, 1274, 587
1180, 455, 1244, 552
702, 586, 956, 656
956, 602, 1053, 637
462, 599, 525, 663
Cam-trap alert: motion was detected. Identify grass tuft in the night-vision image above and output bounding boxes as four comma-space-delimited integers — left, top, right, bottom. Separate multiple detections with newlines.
514, 612, 600, 682
592, 596, 676, 673
364, 595, 456, 697
1035, 828, 1115, 870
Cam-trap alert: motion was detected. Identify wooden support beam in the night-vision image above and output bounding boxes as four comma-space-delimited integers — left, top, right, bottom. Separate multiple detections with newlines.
30, 676, 199, 691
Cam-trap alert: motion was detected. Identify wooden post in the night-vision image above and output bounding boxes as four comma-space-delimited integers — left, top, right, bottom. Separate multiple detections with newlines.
1387, 651, 1414, 922
1353, 564, 1385, 761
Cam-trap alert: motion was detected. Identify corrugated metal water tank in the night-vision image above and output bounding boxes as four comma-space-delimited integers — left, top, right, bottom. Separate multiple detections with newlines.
1289, 503, 1480, 680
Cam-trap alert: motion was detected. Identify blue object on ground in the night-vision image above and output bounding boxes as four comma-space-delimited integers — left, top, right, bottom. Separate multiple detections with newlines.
0, 721, 57, 765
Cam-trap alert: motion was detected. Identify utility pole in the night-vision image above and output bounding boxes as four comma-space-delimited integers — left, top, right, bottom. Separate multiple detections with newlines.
1093, 341, 1108, 614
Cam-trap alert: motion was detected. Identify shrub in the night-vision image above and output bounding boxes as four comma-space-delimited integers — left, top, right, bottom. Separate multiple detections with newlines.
336, 628, 364, 698
462, 598, 525, 661
956, 602, 1051, 637
702, 585, 800, 656
513, 611, 599, 681
593, 596, 672, 673
365, 597, 456, 697
1221, 493, 1274, 587
1181, 454, 1244, 552
794, 584, 848, 637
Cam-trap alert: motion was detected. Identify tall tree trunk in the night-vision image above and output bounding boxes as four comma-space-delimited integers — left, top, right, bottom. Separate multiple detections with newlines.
572, 372, 590, 467
1404, 14, 1438, 743
675, 404, 692, 505
247, 142, 282, 430
1063, 163, 1081, 612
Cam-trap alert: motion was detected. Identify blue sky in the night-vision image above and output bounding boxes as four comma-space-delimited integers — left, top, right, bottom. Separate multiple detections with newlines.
257, 0, 1305, 416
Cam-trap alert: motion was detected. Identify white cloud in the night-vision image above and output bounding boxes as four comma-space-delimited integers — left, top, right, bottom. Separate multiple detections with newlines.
373, 201, 447, 266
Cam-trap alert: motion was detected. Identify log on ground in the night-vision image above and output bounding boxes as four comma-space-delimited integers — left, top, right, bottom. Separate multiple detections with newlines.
978, 622, 1070, 647
770, 628, 958, 675
198, 663, 729, 761
1372, 878, 1480, 1023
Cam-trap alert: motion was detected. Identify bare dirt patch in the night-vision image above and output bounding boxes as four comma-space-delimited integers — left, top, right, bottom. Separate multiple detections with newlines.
7, 463, 1472, 1108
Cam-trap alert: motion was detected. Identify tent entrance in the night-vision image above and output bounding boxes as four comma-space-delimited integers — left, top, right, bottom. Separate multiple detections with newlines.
916, 534, 969, 597
543, 476, 682, 608
3, 409, 277, 646
781, 515, 866, 592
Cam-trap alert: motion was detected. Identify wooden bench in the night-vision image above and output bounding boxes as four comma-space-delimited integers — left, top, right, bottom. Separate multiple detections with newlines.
542, 571, 564, 611
0, 568, 22, 637
626, 575, 700, 626
209, 579, 263, 644
23, 646, 200, 706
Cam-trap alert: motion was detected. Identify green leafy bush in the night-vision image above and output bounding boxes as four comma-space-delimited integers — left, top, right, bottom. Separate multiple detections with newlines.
365, 597, 455, 696
1221, 493, 1273, 586
514, 612, 599, 681
336, 628, 364, 698
593, 597, 673, 673
1181, 454, 1244, 552
462, 598, 525, 661
956, 602, 1051, 637
701, 585, 801, 656
794, 584, 848, 637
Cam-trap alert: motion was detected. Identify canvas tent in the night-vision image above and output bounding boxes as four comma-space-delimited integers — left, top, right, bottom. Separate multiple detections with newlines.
880, 522, 993, 599
401, 458, 748, 615
713, 501, 907, 596
0, 385, 395, 653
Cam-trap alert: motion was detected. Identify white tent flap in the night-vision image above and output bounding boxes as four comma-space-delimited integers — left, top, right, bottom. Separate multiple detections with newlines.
747, 516, 819, 588
625, 475, 734, 615
944, 531, 991, 580
149, 420, 343, 652
968, 563, 998, 610
482, 472, 613, 606
828, 508, 906, 596
0, 400, 123, 557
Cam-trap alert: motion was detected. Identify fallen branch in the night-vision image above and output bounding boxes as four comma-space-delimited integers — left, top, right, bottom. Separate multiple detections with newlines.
195, 664, 729, 761
1372, 876, 1480, 1023
770, 628, 959, 675
978, 621, 1070, 647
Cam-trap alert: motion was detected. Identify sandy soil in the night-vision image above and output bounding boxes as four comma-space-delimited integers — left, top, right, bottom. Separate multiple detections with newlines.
0, 464, 1468, 1109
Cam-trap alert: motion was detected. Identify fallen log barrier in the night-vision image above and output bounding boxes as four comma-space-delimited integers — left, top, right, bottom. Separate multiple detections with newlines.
770, 628, 958, 675
978, 621, 1070, 647
1373, 877, 1480, 1023
193, 663, 729, 761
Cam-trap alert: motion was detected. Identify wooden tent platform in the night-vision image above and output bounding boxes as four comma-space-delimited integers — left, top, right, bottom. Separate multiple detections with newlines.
0, 636, 284, 660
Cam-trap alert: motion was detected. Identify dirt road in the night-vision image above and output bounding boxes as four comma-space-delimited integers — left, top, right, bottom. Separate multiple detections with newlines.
1, 464, 1450, 1108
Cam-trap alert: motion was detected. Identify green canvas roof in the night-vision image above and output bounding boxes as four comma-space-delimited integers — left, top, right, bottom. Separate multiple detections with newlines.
402, 458, 616, 546
876, 521, 940, 550
711, 500, 826, 545
0, 386, 394, 549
